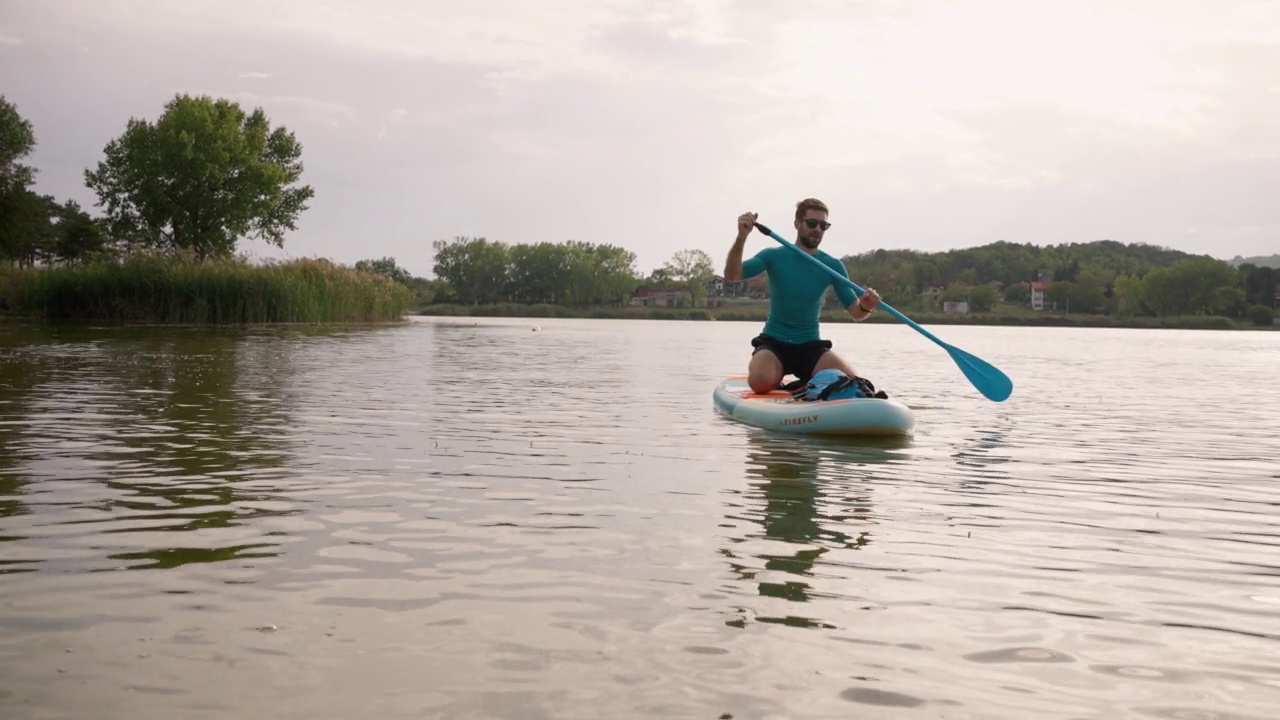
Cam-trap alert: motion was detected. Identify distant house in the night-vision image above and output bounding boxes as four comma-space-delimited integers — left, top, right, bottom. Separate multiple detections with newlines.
943, 301, 970, 314
705, 275, 725, 295
707, 274, 759, 300
1030, 281, 1048, 310
630, 287, 687, 307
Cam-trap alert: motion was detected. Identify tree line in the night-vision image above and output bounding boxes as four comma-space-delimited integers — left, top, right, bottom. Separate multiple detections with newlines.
2, 91, 1273, 326
387, 239, 717, 309
380, 233, 1274, 326
362, 237, 1278, 324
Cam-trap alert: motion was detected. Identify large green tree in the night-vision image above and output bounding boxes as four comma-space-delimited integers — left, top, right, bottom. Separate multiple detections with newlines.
0, 95, 40, 264
431, 237, 511, 305
1140, 257, 1240, 316
84, 93, 314, 259
661, 248, 715, 304
0, 94, 35, 193
48, 199, 107, 264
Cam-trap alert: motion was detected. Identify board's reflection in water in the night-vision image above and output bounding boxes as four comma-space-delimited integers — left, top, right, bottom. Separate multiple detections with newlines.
719, 431, 909, 630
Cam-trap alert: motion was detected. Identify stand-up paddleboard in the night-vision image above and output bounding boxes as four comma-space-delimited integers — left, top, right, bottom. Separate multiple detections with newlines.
713, 376, 915, 437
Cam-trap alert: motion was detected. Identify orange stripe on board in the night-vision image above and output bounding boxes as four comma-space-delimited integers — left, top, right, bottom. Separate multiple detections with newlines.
725, 376, 793, 400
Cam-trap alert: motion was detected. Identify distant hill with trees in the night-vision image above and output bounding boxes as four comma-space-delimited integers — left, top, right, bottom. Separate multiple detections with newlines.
1230, 254, 1280, 269
834, 239, 1274, 325
412, 234, 1275, 329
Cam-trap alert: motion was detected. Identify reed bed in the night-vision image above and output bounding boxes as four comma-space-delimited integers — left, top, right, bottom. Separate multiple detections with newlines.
3, 254, 412, 324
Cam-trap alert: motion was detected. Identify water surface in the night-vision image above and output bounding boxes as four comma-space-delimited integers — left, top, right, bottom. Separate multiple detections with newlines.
1, 317, 1278, 719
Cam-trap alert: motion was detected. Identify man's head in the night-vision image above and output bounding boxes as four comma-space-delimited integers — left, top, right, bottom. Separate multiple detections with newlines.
793, 198, 830, 250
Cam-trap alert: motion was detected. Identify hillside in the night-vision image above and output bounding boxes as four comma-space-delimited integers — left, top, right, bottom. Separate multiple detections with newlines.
838, 238, 1199, 295
1230, 254, 1280, 269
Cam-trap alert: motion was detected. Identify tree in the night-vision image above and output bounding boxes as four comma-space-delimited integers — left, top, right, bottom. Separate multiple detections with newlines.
646, 267, 673, 285
590, 243, 642, 306
431, 236, 510, 305
661, 248, 715, 304
0, 95, 35, 193
506, 242, 566, 305
1070, 281, 1107, 314
50, 199, 108, 264
84, 93, 314, 259
1212, 286, 1247, 318
967, 285, 1000, 312
1238, 264, 1277, 308
1003, 283, 1030, 305
0, 189, 55, 266
355, 257, 412, 285
663, 248, 715, 282
0, 96, 41, 264
1141, 257, 1239, 316
1111, 273, 1144, 316
941, 281, 999, 312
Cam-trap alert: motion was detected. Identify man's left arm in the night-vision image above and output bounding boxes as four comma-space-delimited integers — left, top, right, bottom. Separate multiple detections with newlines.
846, 290, 880, 321
827, 257, 880, 321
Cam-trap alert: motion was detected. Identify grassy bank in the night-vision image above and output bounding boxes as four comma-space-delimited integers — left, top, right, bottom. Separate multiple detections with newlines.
416, 301, 1276, 330
1, 254, 413, 324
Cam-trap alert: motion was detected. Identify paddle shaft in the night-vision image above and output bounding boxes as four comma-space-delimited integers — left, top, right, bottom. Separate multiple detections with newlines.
752, 222, 950, 349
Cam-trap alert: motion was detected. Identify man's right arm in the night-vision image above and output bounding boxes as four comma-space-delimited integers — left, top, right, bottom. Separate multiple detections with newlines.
724, 236, 748, 282
726, 242, 768, 284
724, 211, 758, 282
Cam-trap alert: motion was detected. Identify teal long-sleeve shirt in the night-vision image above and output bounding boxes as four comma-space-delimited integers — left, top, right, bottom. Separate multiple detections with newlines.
740, 245, 858, 344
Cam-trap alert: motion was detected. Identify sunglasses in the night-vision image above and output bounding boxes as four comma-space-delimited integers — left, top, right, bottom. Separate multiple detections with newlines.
801, 219, 831, 230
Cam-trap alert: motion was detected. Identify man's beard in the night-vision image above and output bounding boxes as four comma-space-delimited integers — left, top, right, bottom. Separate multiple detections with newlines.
799, 234, 821, 249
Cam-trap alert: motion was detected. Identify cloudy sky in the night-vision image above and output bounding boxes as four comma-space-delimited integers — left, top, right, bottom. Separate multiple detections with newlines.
1, 0, 1276, 276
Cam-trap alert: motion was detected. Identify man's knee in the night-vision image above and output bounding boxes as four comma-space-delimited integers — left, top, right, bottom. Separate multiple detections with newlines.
748, 350, 782, 393
748, 375, 780, 394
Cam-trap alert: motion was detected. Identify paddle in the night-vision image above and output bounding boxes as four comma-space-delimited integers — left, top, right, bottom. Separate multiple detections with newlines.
752, 221, 1014, 402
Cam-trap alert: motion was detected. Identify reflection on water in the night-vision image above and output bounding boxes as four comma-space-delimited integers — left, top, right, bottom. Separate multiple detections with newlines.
720, 432, 910, 630
1, 318, 1278, 719
0, 340, 44, 562
0, 324, 303, 575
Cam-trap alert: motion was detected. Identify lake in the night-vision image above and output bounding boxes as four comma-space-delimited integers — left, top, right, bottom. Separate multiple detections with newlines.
1, 316, 1278, 719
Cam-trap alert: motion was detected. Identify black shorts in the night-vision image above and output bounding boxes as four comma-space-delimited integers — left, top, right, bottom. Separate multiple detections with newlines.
751, 333, 832, 383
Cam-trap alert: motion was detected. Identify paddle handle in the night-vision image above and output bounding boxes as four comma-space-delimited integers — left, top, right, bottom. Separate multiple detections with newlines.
752, 222, 946, 348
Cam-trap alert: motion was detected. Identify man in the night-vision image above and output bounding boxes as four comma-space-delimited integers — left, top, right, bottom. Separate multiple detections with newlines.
723, 198, 881, 395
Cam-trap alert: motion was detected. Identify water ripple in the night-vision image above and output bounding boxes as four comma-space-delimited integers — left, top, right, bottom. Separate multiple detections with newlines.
0, 320, 1277, 719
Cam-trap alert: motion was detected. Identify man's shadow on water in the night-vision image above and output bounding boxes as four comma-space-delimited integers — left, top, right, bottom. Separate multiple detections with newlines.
719, 429, 910, 630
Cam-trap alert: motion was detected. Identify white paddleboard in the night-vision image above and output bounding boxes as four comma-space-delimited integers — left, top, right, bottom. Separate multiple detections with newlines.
713, 375, 915, 437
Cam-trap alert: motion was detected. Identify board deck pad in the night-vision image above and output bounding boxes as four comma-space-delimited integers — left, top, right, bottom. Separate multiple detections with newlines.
713, 376, 914, 437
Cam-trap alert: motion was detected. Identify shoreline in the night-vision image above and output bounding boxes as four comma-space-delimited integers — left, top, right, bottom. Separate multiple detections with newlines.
413, 302, 1278, 331
3, 303, 1272, 331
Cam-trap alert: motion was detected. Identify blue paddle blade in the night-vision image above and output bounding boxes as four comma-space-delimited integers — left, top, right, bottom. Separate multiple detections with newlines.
946, 343, 1014, 402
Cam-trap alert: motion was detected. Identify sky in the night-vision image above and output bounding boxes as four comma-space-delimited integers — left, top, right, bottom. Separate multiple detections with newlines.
1, 0, 1277, 277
